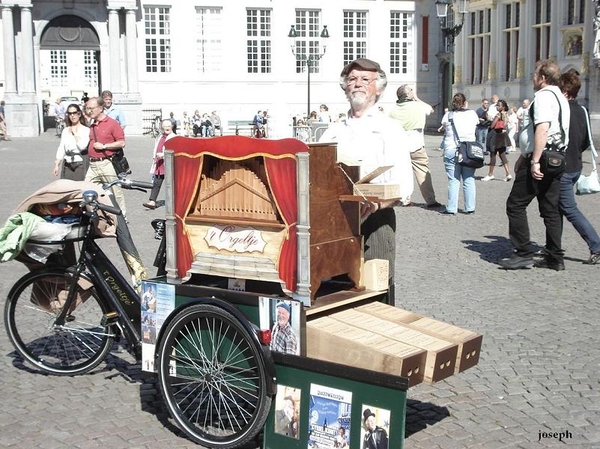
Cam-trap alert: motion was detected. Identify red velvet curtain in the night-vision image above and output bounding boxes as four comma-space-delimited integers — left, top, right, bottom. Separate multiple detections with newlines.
264, 156, 297, 291
173, 155, 203, 278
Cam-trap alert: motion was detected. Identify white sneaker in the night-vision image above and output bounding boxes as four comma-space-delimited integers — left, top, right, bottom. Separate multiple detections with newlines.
481, 175, 494, 181
505, 175, 513, 182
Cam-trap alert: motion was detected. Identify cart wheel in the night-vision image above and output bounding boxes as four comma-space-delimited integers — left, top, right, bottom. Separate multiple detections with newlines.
4, 269, 114, 375
157, 303, 272, 449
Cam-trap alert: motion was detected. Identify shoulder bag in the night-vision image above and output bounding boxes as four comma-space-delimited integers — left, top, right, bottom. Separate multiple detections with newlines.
449, 112, 485, 169
576, 106, 600, 195
539, 90, 567, 176
92, 126, 131, 175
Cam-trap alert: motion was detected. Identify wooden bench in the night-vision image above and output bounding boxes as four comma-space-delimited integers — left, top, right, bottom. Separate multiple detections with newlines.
226, 120, 256, 136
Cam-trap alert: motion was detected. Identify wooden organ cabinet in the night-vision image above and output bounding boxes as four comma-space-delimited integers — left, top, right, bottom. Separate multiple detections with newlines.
162, 136, 364, 306
162, 136, 482, 386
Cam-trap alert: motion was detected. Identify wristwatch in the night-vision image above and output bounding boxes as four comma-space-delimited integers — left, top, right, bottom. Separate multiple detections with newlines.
530, 160, 540, 166
102, 144, 106, 151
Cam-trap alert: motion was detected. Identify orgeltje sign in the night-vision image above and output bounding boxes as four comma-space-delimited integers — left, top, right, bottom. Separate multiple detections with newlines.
204, 224, 267, 253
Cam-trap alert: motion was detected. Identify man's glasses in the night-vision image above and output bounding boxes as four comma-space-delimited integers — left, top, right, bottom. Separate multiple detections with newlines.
85, 106, 100, 112
347, 76, 377, 86
67, 111, 80, 115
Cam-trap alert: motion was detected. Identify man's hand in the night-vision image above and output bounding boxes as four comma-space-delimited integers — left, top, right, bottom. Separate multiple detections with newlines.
531, 162, 544, 180
93, 142, 105, 151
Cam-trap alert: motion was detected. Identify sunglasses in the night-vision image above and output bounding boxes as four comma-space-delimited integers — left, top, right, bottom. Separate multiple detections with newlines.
67, 111, 80, 115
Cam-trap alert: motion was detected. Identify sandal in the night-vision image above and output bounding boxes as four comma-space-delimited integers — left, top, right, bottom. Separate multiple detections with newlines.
143, 201, 156, 210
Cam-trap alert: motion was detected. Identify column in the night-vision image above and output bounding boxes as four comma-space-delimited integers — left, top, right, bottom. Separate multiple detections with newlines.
2, 6, 16, 94
125, 9, 139, 93
20, 5, 35, 94
108, 8, 121, 91
515, 0, 528, 80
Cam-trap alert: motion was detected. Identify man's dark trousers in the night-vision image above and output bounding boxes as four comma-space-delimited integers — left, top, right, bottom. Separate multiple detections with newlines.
506, 162, 564, 263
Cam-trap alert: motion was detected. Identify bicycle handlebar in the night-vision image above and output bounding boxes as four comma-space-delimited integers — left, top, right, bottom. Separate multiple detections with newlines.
102, 175, 154, 192
81, 190, 122, 216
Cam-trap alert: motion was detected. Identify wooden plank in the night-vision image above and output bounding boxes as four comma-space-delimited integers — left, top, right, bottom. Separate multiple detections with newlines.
355, 303, 482, 374
330, 309, 458, 383
306, 316, 426, 387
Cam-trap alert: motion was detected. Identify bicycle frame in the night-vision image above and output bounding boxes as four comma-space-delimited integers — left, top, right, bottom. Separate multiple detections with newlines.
54, 219, 142, 355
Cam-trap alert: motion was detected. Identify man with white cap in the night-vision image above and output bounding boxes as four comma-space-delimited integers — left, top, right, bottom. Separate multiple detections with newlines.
320, 58, 415, 301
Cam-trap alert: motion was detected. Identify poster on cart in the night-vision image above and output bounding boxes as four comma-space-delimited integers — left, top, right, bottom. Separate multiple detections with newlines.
273, 384, 301, 439
259, 297, 301, 355
360, 404, 391, 449
307, 383, 352, 448
140, 281, 175, 372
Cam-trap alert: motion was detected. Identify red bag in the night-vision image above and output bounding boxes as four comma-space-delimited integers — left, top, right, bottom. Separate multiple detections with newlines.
493, 119, 505, 130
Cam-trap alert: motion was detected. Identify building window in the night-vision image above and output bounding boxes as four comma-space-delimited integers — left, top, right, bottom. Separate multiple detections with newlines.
247, 9, 271, 73
389, 12, 414, 75
566, 0, 585, 25
533, 0, 551, 61
293, 9, 323, 74
144, 6, 171, 73
503, 2, 520, 81
196, 7, 222, 73
83, 50, 98, 88
468, 9, 491, 85
50, 50, 68, 87
343, 11, 368, 65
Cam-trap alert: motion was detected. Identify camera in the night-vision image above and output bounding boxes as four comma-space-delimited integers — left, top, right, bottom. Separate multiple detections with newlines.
547, 133, 567, 153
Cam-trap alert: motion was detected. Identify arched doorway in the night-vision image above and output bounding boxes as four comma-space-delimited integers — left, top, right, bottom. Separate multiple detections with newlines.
39, 15, 101, 107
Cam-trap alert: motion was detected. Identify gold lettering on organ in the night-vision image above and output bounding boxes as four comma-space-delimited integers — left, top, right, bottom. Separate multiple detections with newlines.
204, 224, 267, 253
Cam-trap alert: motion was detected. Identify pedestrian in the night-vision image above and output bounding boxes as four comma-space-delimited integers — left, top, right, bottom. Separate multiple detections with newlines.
84, 96, 128, 219
319, 58, 415, 299
252, 110, 265, 138
318, 104, 332, 123
192, 110, 202, 136
210, 110, 222, 136
481, 99, 512, 182
439, 93, 479, 215
53, 103, 89, 181
182, 111, 192, 137
101, 90, 126, 129
507, 106, 519, 151
516, 98, 531, 150
500, 59, 570, 270
485, 94, 499, 155
168, 111, 178, 134
389, 84, 443, 208
0, 100, 10, 141
475, 98, 490, 148
143, 119, 176, 210
558, 69, 600, 265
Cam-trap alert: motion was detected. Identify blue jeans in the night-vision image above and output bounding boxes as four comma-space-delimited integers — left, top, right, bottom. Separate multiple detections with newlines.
476, 127, 488, 147
443, 149, 476, 213
559, 170, 600, 254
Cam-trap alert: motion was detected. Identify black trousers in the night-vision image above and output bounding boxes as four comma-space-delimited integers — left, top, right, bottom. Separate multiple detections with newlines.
149, 175, 164, 202
506, 162, 563, 262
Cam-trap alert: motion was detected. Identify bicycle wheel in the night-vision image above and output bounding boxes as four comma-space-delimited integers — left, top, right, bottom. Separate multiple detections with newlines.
157, 303, 271, 449
4, 269, 114, 375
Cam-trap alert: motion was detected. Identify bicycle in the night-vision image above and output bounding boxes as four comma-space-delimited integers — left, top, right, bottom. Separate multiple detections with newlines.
4, 177, 276, 449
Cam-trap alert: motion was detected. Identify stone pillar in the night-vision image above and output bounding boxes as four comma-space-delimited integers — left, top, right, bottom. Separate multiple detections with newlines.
107, 8, 121, 91
589, 1, 600, 143
20, 6, 35, 94
125, 9, 139, 93
2, 6, 16, 95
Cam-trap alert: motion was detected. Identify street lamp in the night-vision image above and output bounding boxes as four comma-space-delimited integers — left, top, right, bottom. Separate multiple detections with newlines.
436, 0, 469, 109
288, 24, 330, 119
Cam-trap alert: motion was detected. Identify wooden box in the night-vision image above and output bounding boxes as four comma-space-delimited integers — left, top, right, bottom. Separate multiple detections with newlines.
353, 183, 400, 201
356, 302, 483, 374
306, 316, 426, 387
329, 309, 459, 383
360, 259, 389, 291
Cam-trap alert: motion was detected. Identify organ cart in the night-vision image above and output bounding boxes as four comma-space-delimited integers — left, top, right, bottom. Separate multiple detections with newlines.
140, 136, 482, 449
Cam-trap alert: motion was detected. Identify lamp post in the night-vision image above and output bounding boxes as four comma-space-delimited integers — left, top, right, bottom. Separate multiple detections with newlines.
436, 0, 469, 109
288, 24, 329, 119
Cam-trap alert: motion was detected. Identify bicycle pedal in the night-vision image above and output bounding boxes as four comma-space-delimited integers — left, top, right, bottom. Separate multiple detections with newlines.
101, 311, 119, 326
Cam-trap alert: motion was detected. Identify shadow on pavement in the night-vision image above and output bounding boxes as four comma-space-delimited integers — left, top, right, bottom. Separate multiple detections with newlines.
405, 399, 450, 437
462, 234, 513, 263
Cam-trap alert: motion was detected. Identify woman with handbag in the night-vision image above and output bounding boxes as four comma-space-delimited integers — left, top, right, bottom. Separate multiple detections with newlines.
52, 103, 89, 181
143, 119, 176, 210
439, 93, 480, 215
481, 99, 512, 182
557, 70, 600, 265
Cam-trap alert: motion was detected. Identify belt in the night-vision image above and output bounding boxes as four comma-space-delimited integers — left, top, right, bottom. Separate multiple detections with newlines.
89, 157, 108, 162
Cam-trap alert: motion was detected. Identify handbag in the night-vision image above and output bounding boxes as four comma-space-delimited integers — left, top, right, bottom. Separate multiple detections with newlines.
576, 106, 600, 195
111, 149, 132, 175
492, 119, 505, 130
449, 113, 485, 169
539, 90, 567, 176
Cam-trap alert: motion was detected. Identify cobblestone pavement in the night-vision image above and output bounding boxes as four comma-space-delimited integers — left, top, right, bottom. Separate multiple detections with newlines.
1, 132, 599, 448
